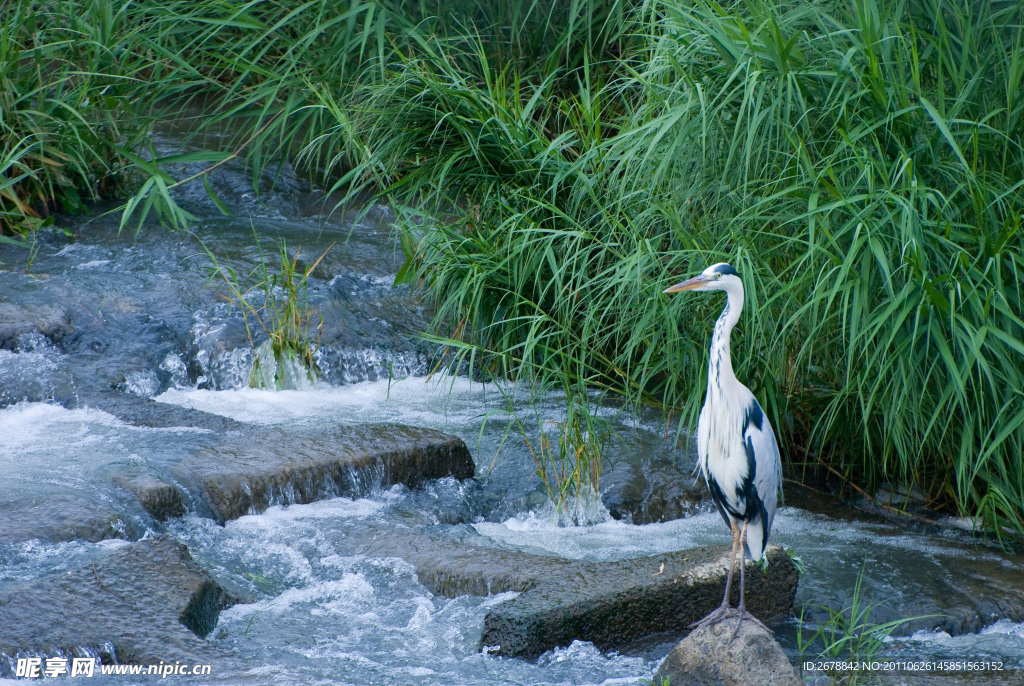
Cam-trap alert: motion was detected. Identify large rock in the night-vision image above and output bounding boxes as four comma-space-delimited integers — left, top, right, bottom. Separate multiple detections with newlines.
479, 544, 798, 658
601, 459, 706, 524
0, 537, 234, 670
655, 619, 800, 686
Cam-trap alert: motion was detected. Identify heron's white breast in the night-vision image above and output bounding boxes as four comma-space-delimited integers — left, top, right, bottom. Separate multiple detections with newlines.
702, 385, 752, 512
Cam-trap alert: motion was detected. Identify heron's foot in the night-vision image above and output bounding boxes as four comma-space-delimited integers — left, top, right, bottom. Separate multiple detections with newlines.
729, 608, 772, 641
688, 604, 739, 630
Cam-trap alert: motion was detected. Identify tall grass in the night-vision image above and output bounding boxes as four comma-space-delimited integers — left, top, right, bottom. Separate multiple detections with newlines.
2, 0, 1022, 535
328, 0, 1024, 536
98, 0, 632, 229
630, 0, 1024, 537
1, 0, 634, 231
0, 0, 156, 234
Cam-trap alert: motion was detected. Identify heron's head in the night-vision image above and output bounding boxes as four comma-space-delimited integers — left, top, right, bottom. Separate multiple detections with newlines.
663, 263, 741, 294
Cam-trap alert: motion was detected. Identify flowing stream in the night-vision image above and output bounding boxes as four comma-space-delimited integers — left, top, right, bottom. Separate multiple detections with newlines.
1, 151, 1022, 685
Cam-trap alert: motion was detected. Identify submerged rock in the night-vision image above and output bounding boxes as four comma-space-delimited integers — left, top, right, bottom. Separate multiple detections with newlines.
654, 619, 800, 686
0, 537, 234, 670
783, 482, 1024, 638
866, 545, 1024, 636
82, 395, 245, 432
0, 494, 146, 546
0, 302, 73, 350
113, 473, 187, 522
601, 459, 706, 524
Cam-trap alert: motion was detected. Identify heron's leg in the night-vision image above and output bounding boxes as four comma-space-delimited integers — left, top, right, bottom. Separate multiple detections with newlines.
731, 520, 770, 639
719, 520, 740, 609
737, 520, 749, 612
688, 520, 742, 629
730, 521, 751, 638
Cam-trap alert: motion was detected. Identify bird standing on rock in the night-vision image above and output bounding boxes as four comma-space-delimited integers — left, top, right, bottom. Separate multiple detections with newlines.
664, 262, 782, 634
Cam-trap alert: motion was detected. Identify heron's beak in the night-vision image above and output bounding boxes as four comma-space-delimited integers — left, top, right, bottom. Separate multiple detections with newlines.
663, 275, 709, 293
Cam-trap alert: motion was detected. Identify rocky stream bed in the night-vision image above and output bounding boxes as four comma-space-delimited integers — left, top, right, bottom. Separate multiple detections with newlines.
1, 155, 1022, 685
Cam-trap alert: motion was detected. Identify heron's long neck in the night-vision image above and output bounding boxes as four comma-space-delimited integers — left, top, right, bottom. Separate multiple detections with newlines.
707, 285, 743, 399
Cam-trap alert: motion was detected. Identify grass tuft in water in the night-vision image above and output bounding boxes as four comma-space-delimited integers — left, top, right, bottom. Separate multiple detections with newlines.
202, 234, 331, 390
517, 386, 611, 519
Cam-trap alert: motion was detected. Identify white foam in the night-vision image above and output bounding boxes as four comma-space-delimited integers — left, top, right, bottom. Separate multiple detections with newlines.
0, 401, 211, 446
0, 402, 126, 455
230, 495, 394, 527
124, 370, 161, 397
907, 627, 954, 642
981, 619, 1024, 638
159, 352, 190, 388
219, 574, 375, 622
474, 510, 728, 562
155, 373, 511, 430
536, 640, 650, 678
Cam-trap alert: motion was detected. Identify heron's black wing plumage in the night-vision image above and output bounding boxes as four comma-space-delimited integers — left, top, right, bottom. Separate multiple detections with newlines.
742, 397, 781, 560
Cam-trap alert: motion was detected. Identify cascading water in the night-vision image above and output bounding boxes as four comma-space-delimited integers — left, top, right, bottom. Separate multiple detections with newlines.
1, 146, 1022, 685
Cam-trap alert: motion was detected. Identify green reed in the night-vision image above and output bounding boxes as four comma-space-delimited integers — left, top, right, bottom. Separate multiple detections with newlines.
327, 0, 1024, 536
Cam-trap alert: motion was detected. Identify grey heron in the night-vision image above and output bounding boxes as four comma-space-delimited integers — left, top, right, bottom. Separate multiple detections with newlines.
664, 262, 782, 633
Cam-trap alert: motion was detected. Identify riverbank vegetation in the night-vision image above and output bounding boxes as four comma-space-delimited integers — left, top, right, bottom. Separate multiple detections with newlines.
2, 0, 1022, 537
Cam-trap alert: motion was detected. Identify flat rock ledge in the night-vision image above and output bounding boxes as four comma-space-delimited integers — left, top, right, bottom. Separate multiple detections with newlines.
479, 544, 798, 659
174, 423, 474, 523
0, 537, 235, 673
655, 619, 800, 686
96, 398, 476, 526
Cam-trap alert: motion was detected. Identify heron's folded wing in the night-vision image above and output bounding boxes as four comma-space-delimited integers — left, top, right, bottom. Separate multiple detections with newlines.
745, 403, 782, 528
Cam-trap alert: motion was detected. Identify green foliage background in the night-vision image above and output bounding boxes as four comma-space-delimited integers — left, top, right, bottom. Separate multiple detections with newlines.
2, 0, 1022, 535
